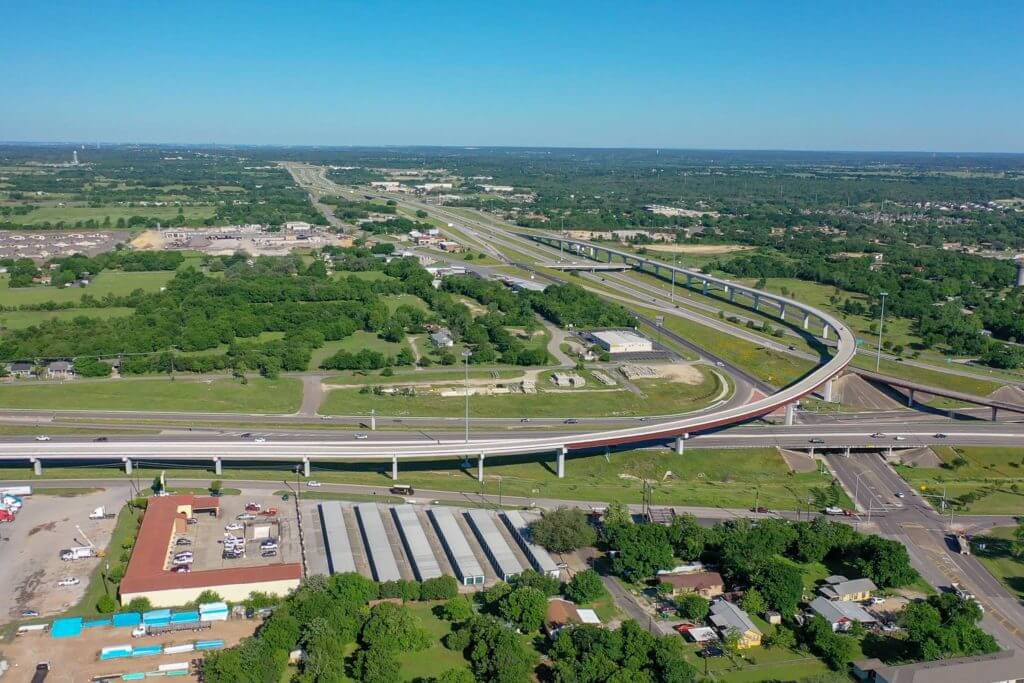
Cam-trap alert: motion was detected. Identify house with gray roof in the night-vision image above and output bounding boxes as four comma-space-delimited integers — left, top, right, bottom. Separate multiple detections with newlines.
809, 596, 876, 632
853, 648, 1024, 683
820, 575, 878, 601
708, 599, 761, 648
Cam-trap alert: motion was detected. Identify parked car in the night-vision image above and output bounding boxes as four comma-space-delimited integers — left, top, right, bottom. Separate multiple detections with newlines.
306, 481, 321, 488
172, 565, 191, 573
225, 522, 244, 531
261, 550, 278, 558
244, 502, 262, 512
175, 538, 192, 546
236, 513, 256, 521
869, 596, 886, 605
186, 517, 198, 525
21, 609, 40, 618
57, 577, 80, 587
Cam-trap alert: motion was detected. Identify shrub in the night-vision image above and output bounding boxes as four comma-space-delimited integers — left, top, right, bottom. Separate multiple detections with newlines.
421, 575, 459, 601
97, 594, 117, 613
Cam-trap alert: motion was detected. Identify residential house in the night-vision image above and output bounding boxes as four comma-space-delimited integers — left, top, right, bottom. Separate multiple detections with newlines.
820, 575, 878, 602
853, 649, 1024, 683
809, 597, 876, 632
708, 599, 762, 649
6, 362, 35, 378
45, 360, 75, 380
660, 571, 725, 599
545, 598, 602, 639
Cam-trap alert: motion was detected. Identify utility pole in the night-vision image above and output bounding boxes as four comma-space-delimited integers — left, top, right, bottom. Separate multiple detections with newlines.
875, 291, 888, 372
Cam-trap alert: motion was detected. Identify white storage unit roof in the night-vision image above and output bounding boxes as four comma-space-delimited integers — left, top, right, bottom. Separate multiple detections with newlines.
427, 507, 485, 585
318, 502, 357, 575
465, 509, 523, 581
354, 503, 402, 582
391, 505, 443, 580
502, 510, 561, 578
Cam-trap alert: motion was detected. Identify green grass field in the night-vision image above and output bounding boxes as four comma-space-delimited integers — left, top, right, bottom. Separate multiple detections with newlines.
333, 270, 392, 281
320, 370, 724, 418
895, 446, 1024, 514
0, 376, 302, 413
972, 527, 1024, 601
395, 602, 473, 680
311, 331, 412, 370
384, 293, 429, 312
12, 204, 214, 226
0, 271, 174, 306
0, 306, 134, 330
324, 368, 522, 385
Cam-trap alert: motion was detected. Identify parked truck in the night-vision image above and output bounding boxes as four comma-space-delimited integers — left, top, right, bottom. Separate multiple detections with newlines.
88, 507, 116, 520
31, 662, 50, 683
132, 621, 211, 637
59, 546, 95, 561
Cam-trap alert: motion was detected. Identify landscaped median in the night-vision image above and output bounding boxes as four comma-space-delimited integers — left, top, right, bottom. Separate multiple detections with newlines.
0, 376, 303, 413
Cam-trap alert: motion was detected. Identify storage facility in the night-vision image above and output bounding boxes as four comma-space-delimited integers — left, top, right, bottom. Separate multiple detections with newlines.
502, 510, 561, 579
464, 508, 523, 581
319, 501, 357, 574
592, 329, 653, 353
354, 503, 402, 581
428, 507, 485, 585
391, 505, 443, 580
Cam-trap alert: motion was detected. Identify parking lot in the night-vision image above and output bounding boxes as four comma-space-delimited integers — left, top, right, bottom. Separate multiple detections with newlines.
178, 494, 300, 572
0, 230, 128, 260
0, 487, 124, 620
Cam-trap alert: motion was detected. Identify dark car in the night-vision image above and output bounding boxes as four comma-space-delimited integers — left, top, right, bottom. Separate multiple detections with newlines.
176, 538, 192, 546
93, 436, 108, 442
808, 438, 825, 444
750, 506, 770, 514
564, 418, 580, 424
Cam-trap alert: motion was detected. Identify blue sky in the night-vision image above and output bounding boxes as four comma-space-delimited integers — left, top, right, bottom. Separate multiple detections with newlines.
3, 1, 1023, 151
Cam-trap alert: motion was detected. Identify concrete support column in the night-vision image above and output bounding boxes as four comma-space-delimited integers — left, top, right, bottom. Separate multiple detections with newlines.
887, 445, 894, 458
370, 412, 376, 431
729, 288, 736, 302
779, 302, 786, 320
214, 458, 223, 476
675, 436, 685, 455
785, 403, 796, 426
822, 324, 831, 340
686, 274, 694, 288
702, 280, 709, 295
477, 454, 485, 483
123, 458, 133, 475
907, 389, 915, 407
844, 447, 851, 458
991, 406, 999, 421
753, 295, 760, 311
31, 458, 42, 476
391, 455, 399, 481
556, 447, 566, 479
303, 458, 311, 478
823, 378, 835, 403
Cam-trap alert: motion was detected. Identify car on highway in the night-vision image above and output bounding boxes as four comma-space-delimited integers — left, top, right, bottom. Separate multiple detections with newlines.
808, 438, 825, 444
715, 361, 725, 367
306, 480, 321, 488
520, 418, 530, 423
870, 432, 886, 438
240, 432, 252, 438
225, 522, 244, 531
750, 506, 770, 514
934, 433, 948, 438
564, 418, 579, 424
35, 435, 51, 441
93, 436, 108, 442
354, 433, 368, 440
893, 435, 906, 441
787, 345, 797, 351
895, 492, 906, 498
254, 437, 267, 443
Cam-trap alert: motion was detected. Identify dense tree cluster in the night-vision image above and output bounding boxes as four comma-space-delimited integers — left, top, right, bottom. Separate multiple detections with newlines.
549, 620, 698, 683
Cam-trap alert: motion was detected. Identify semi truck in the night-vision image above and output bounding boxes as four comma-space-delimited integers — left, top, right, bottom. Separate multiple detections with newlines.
88, 507, 116, 520
132, 620, 211, 637
59, 546, 95, 561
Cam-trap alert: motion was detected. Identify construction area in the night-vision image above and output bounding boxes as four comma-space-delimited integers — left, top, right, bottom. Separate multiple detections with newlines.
309, 502, 563, 588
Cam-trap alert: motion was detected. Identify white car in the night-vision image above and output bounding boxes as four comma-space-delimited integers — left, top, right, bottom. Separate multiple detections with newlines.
225, 522, 244, 531
869, 596, 886, 605
254, 437, 267, 444
306, 480, 322, 488
893, 435, 906, 441
171, 557, 193, 566
236, 513, 256, 521
354, 433, 368, 440
35, 435, 51, 442
56, 577, 80, 587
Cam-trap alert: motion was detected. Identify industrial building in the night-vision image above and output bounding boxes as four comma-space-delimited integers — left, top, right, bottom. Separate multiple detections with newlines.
592, 329, 654, 354
464, 509, 523, 581
501, 510, 561, 579
428, 507, 485, 586
354, 503, 402, 582
119, 495, 301, 607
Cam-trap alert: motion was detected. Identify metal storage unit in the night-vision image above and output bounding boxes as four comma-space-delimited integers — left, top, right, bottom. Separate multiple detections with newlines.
502, 510, 561, 579
427, 507, 485, 586
354, 503, 402, 582
318, 502, 357, 575
464, 509, 523, 581
391, 505, 443, 580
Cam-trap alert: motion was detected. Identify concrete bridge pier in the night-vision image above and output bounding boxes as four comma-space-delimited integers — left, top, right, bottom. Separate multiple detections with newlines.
123, 458, 133, 475
702, 280, 709, 295
785, 403, 796, 426
729, 288, 736, 302
303, 458, 311, 478
675, 433, 689, 455
803, 314, 810, 330
822, 324, 831, 340
477, 454, 485, 482
214, 457, 223, 476
556, 447, 566, 479
31, 458, 42, 476
779, 302, 786, 320
391, 455, 399, 481
992, 406, 999, 421
753, 294, 760, 311
907, 389, 915, 407
823, 378, 835, 403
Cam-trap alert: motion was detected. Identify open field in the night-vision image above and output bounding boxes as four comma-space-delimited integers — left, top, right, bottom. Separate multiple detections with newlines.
0, 306, 134, 330
333, 269, 392, 281
395, 602, 473, 680
384, 293, 429, 311
323, 367, 522, 385
972, 526, 1024, 601
0, 271, 174, 306
320, 370, 724, 418
895, 446, 1024, 514
310, 330, 411, 369
0, 376, 302, 413
11, 204, 215, 226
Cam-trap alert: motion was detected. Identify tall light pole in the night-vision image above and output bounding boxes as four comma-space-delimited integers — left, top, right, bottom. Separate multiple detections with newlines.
875, 291, 888, 372
462, 349, 472, 443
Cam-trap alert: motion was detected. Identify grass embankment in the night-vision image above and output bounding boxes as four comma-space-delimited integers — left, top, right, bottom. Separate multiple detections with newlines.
0, 447, 847, 511
320, 369, 723, 418
0, 376, 302, 413
895, 446, 1024, 514
972, 527, 1024, 601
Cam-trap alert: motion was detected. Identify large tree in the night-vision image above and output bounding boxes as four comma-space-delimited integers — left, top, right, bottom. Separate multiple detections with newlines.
530, 507, 597, 553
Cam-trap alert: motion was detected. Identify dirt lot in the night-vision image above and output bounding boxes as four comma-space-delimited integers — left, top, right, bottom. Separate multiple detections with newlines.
2, 616, 258, 682
0, 487, 125, 621
653, 363, 705, 385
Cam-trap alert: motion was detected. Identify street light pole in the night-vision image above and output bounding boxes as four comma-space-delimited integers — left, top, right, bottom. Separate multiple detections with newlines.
875, 291, 888, 372
462, 349, 472, 443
